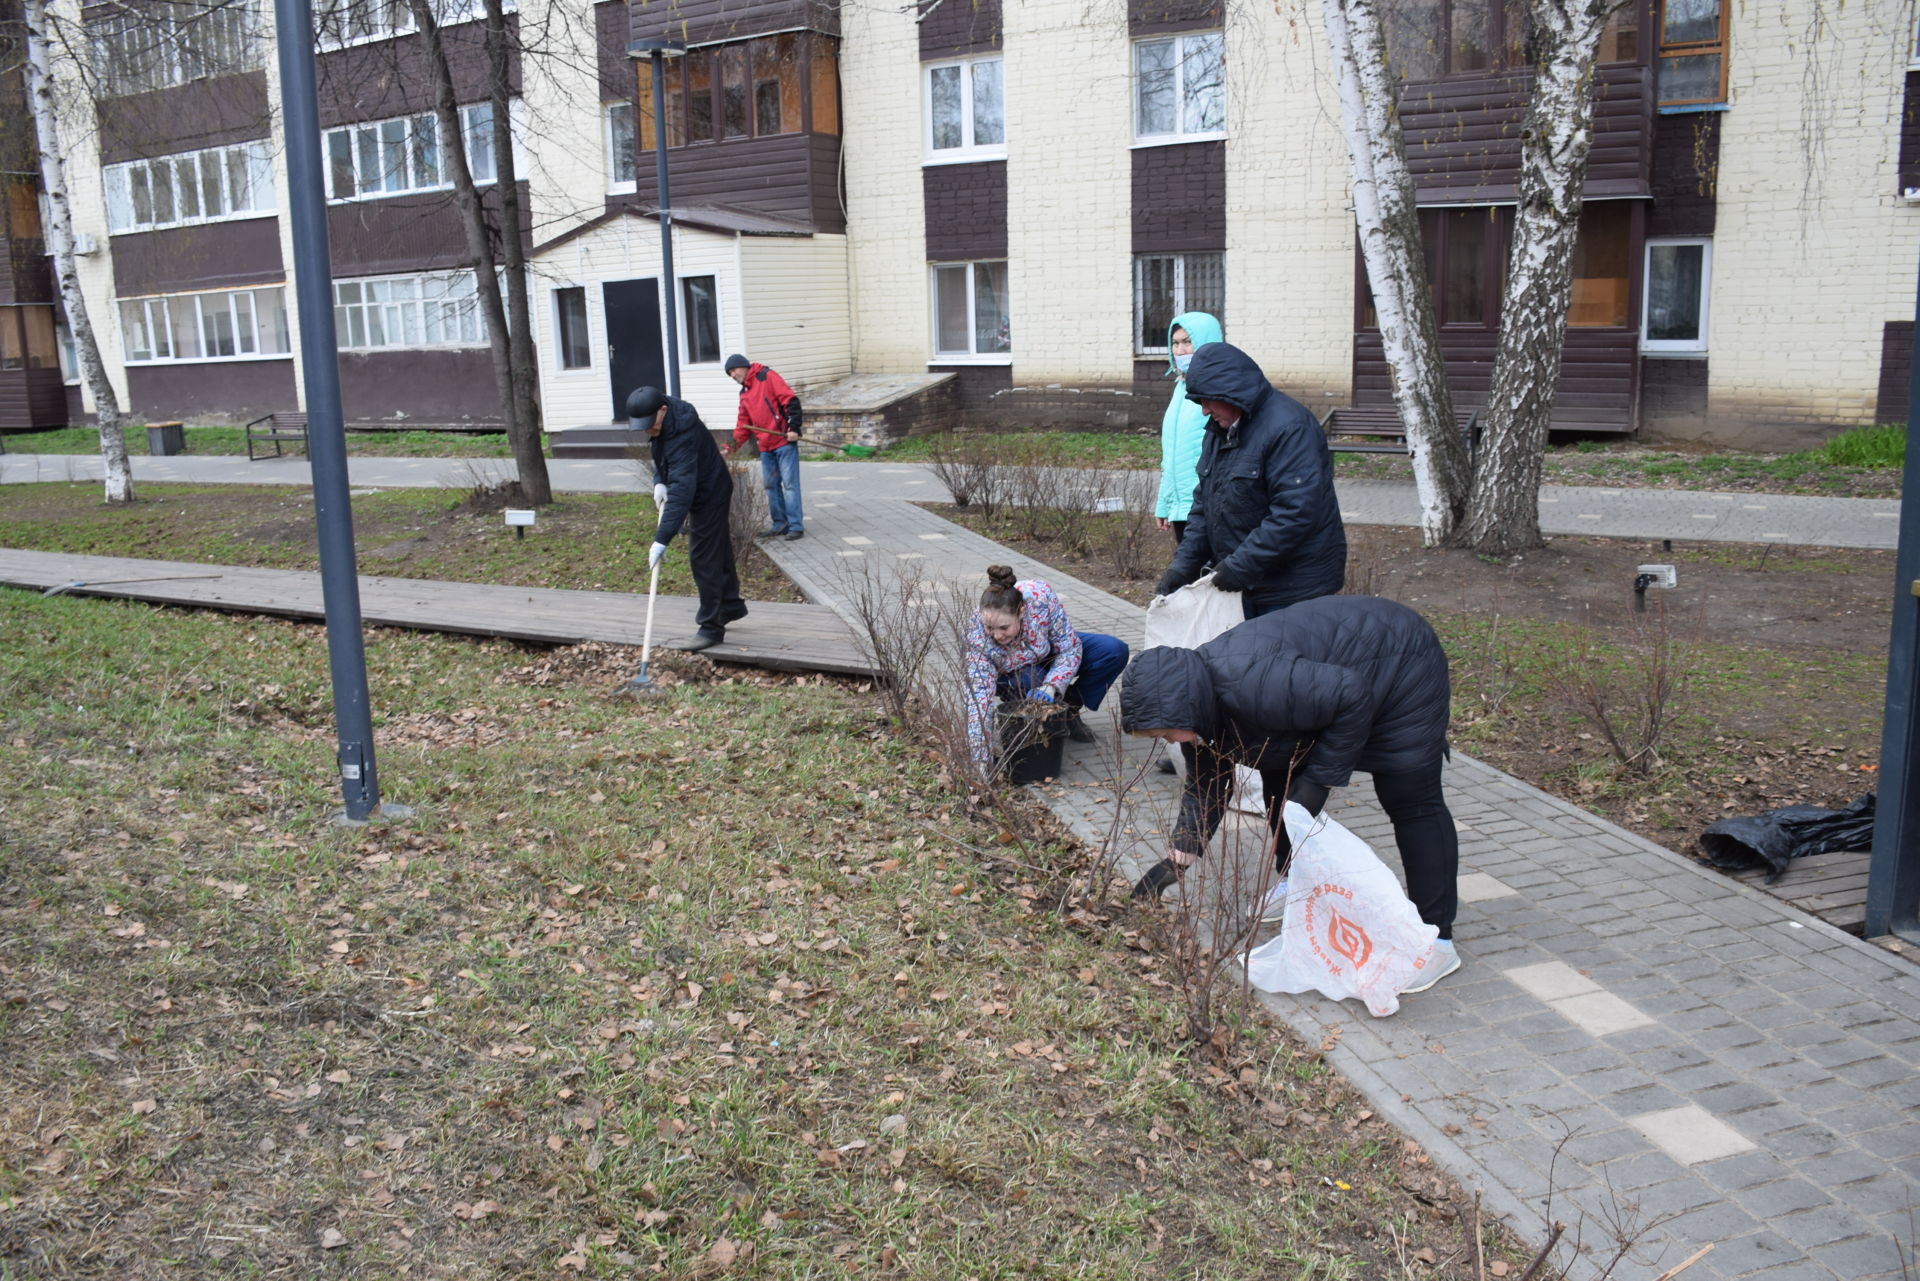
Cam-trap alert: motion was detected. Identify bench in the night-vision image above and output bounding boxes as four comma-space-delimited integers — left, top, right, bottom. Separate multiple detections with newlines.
1319, 405, 1480, 455
245, 411, 309, 461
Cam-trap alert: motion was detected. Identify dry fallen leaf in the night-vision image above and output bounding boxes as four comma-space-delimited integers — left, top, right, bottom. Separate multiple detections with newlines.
130, 1098, 157, 1115
318, 1227, 346, 1249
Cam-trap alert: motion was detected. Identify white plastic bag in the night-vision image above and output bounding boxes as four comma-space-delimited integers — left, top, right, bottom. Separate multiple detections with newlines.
1245, 803, 1440, 1018
1141, 576, 1263, 812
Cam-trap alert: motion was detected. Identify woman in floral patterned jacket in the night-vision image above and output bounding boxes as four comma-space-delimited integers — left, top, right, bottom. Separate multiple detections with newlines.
963, 565, 1130, 774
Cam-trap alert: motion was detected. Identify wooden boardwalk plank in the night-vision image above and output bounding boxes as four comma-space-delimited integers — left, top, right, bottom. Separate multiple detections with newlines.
1729, 849, 1873, 935
0, 549, 874, 678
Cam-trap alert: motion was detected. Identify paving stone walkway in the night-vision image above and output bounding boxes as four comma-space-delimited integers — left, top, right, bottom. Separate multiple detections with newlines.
757, 483, 1920, 1281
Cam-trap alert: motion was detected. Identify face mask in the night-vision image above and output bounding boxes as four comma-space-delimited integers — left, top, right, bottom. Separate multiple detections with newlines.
1173, 354, 1192, 373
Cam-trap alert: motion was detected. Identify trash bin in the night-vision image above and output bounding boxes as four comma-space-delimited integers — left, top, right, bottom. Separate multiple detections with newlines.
145, 421, 185, 456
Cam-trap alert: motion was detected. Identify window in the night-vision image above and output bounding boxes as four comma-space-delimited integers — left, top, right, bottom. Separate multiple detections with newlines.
925, 57, 1005, 160
1641, 238, 1711, 354
639, 33, 816, 151
87, 0, 261, 97
931, 261, 1011, 360
607, 102, 636, 190
1656, 0, 1728, 108
1134, 253, 1225, 353
0, 306, 58, 370
333, 272, 485, 349
1567, 202, 1632, 328
103, 140, 274, 234
554, 286, 590, 369
324, 104, 495, 200
1134, 33, 1224, 142
56, 319, 79, 383
682, 276, 721, 365
118, 287, 291, 363
315, 0, 489, 49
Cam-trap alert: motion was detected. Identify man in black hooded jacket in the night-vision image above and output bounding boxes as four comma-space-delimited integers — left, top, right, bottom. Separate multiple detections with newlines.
1154, 342, 1346, 618
1120, 594, 1461, 989
630, 385, 746, 651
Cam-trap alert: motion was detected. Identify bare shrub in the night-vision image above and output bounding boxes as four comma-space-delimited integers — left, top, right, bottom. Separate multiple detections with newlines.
1542, 599, 1699, 776
926, 434, 1008, 516
1094, 470, 1162, 582
836, 556, 951, 725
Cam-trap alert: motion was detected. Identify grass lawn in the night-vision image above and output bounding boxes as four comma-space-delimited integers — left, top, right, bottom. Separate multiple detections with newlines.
863, 427, 1903, 498
3, 425, 512, 459
0, 593, 1531, 1278
0, 482, 800, 603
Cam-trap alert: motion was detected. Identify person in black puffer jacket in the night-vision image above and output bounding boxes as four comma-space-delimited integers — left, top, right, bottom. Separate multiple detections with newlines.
1120, 595, 1462, 987
1154, 342, 1346, 618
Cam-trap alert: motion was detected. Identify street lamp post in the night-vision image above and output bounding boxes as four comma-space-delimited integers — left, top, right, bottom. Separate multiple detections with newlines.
627, 38, 688, 399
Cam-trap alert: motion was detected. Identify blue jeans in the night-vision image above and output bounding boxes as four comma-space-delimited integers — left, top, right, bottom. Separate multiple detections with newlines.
995, 632, 1130, 712
759, 442, 803, 532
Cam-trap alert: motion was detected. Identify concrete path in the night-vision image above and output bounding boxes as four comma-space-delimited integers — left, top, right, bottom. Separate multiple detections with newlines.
756, 488, 1920, 1281
1, 452, 1900, 550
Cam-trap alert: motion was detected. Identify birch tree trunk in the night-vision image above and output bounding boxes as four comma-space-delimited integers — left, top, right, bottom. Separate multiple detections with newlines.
1320, 0, 1469, 545
25, 0, 135, 504
404, 0, 549, 504
1455, 0, 1626, 553
483, 0, 550, 505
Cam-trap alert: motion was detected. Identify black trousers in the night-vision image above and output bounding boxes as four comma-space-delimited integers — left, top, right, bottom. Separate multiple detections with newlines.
1259, 757, 1458, 940
686, 499, 745, 635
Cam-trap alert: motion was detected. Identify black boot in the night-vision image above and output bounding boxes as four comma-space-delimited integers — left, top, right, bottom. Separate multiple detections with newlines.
1131, 858, 1182, 900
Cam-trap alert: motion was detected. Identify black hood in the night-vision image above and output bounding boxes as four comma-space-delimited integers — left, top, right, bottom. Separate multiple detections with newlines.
1183, 342, 1273, 416
1118, 647, 1219, 741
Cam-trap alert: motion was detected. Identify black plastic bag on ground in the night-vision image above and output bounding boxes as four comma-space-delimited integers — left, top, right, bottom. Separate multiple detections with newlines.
1699, 793, 1876, 883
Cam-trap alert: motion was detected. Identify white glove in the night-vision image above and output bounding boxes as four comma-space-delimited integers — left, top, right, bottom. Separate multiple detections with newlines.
653, 483, 668, 511
648, 541, 667, 569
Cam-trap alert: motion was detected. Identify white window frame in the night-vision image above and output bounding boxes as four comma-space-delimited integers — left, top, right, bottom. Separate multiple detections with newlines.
314, 0, 502, 51
323, 104, 497, 202
679, 274, 723, 367
103, 140, 275, 235
1132, 32, 1226, 146
606, 101, 637, 194
552, 284, 592, 371
87, 0, 262, 97
922, 56, 1006, 164
118, 286, 292, 365
1639, 237, 1712, 356
928, 260, 1012, 364
1911, 9, 1920, 67
1133, 252, 1225, 355
333, 270, 489, 350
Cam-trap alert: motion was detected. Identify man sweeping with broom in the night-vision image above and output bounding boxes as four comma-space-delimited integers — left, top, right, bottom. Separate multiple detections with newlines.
629, 385, 746, 653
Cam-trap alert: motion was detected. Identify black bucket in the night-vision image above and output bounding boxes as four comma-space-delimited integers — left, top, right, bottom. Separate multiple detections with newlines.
999, 704, 1066, 784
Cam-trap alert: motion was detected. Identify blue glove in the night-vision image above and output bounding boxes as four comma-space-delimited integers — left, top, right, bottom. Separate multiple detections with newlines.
1029, 686, 1055, 704
648, 541, 667, 569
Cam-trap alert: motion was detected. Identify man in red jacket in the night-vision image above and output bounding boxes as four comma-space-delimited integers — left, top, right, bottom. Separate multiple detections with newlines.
724, 353, 804, 541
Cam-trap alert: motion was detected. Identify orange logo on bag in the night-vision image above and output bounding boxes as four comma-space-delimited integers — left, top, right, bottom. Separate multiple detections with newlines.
1326, 906, 1373, 969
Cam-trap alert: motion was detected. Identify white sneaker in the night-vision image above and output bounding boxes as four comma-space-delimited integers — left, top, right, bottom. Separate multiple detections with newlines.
1258, 879, 1290, 924
1402, 942, 1461, 994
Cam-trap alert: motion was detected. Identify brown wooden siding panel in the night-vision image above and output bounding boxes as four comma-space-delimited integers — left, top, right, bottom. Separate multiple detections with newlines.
628, 0, 839, 44
340, 349, 501, 424
110, 218, 284, 297
599, 0, 636, 98
1901, 72, 1920, 195
662, 133, 820, 228
924, 161, 1005, 260
1129, 0, 1222, 34
920, 0, 1000, 60
0, 368, 69, 429
1131, 141, 1224, 252
1639, 356, 1708, 431
316, 19, 516, 127
326, 184, 529, 277
1353, 327, 1638, 430
1880, 322, 1914, 426
0, 239, 54, 306
808, 132, 846, 234
96, 73, 271, 163
1400, 64, 1651, 201
125, 359, 297, 422
1648, 111, 1717, 238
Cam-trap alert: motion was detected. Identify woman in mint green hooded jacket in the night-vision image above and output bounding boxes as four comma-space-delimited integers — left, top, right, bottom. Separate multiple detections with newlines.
1154, 311, 1224, 547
